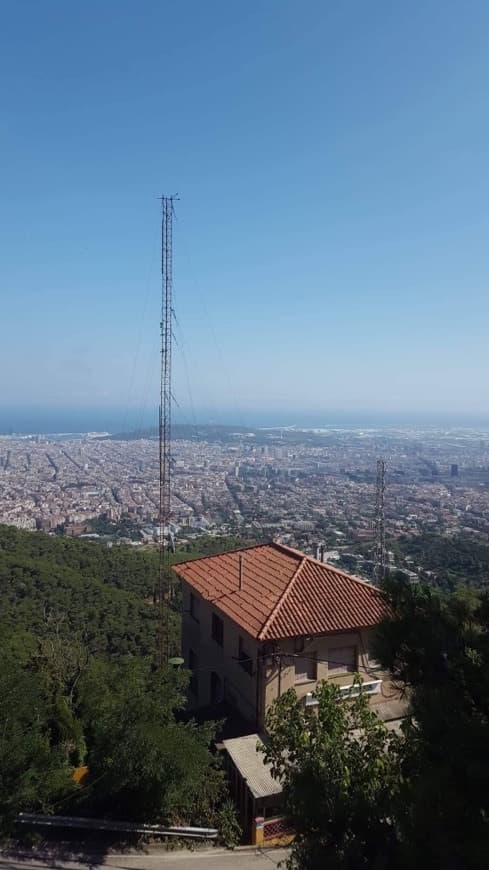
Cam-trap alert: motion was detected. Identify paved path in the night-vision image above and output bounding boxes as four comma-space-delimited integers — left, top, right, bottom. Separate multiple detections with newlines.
0, 847, 289, 870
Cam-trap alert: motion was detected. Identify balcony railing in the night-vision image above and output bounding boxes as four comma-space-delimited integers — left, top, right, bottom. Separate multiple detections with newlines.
304, 679, 382, 706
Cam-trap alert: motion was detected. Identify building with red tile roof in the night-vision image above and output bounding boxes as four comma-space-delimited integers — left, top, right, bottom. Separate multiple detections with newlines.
175, 542, 401, 734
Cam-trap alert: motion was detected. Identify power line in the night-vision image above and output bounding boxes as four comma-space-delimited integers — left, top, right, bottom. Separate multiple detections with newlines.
121, 224, 160, 435
175, 225, 247, 429
190, 651, 382, 679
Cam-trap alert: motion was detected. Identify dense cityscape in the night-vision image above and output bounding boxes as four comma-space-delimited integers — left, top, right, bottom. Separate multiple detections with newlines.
2, 425, 489, 577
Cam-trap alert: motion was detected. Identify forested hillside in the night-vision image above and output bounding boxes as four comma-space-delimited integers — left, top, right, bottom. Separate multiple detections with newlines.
0, 525, 248, 656
0, 524, 164, 657
0, 525, 239, 841
392, 533, 489, 591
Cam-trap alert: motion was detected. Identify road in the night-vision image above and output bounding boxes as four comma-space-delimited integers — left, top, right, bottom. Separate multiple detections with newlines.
0, 847, 289, 870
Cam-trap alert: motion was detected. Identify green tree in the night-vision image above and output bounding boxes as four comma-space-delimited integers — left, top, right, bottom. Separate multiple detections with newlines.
34, 618, 91, 767
76, 658, 228, 825
0, 648, 75, 833
374, 579, 489, 870
263, 680, 401, 870
0, 525, 236, 840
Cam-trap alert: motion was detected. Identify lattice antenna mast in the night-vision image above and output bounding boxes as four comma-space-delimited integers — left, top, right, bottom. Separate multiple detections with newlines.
374, 459, 387, 582
158, 195, 177, 666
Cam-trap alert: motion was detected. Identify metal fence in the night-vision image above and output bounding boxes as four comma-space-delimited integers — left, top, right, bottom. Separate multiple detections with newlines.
263, 816, 293, 841
17, 813, 218, 840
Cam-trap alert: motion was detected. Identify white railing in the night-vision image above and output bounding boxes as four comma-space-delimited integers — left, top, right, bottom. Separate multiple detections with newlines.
339, 679, 382, 698
305, 679, 382, 706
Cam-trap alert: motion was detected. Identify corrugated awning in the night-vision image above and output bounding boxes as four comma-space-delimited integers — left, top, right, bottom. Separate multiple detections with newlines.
222, 733, 283, 800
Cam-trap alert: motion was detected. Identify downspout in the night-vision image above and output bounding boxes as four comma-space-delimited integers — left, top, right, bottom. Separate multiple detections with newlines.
255, 650, 262, 731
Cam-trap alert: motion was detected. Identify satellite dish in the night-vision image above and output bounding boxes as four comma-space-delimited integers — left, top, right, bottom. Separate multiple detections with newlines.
168, 656, 185, 668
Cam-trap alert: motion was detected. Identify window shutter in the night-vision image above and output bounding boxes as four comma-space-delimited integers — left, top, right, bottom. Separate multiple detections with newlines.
328, 646, 356, 675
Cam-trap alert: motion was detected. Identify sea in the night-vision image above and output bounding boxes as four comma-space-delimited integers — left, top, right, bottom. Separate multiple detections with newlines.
2, 406, 489, 436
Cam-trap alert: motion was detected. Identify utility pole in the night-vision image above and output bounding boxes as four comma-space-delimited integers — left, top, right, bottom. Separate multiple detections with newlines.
374, 458, 387, 582
158, 195, 177, 667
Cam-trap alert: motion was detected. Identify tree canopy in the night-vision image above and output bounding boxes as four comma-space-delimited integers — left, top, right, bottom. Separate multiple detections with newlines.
263, 681, 401, 870
76, 658, 226, 825
265, 578, 489, 870
374, 578, 489, 869
0, 523, 167, 657
391, 532, 489, 591
0, 525, 239, 842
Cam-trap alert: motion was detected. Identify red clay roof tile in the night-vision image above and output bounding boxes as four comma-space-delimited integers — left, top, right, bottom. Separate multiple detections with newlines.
173, 543, 386, 641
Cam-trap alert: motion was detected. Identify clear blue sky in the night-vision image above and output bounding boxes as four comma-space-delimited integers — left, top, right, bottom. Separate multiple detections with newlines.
1, 0, 489, 427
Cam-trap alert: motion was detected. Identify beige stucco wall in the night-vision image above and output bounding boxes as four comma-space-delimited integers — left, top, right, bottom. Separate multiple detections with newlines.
182, 579, 261, 726
262, 628, 393, 713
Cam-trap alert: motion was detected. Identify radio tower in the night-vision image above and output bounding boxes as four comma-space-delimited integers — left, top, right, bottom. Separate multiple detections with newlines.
374, 459, 387, 582
158, 195, 177, 666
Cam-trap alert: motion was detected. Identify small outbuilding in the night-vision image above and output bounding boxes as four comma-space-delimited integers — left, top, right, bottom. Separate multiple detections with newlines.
222, 733, 292, 845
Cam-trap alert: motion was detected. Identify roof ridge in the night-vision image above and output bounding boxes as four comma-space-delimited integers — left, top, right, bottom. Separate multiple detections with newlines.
268, 543, 375, 588
258, 555, 308, 641
174, 541, 271, 570
268, 541, 308, 559
309, 559, 377, 589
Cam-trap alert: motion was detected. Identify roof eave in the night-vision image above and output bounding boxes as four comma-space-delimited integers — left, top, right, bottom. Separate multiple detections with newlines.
259, 618, 385, 643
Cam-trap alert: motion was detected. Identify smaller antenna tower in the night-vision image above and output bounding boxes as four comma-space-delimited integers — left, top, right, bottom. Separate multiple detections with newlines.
374, 459, 387, 582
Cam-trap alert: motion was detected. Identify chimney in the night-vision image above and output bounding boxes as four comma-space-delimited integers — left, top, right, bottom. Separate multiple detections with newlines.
239, 554, 244, 590
319, 544, 325, 563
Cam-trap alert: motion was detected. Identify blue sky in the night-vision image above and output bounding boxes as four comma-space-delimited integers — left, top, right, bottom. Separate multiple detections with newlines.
1, 0, 489, 426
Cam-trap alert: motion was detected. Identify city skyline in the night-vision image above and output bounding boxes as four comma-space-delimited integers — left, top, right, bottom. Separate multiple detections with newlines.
2, 424, 489, 589
2, 1, 489, 417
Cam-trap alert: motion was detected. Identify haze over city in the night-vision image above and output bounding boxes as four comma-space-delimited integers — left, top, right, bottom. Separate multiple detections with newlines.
2, 1, 489, 427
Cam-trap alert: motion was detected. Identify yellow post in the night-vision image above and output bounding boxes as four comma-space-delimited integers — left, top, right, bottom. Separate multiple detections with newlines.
252, 816, 265, 847
72, 765, 89, 784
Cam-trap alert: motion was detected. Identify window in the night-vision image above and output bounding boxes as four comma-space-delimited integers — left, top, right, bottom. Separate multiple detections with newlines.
238, 636, 253, 675
211, 613, 224, 647
189, 648, 198, 696
328, 646, 357, 675
294, 636, 305, 654
210, 671, 223, 704
294, 652, 317, 684
189, 592, 199, 621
